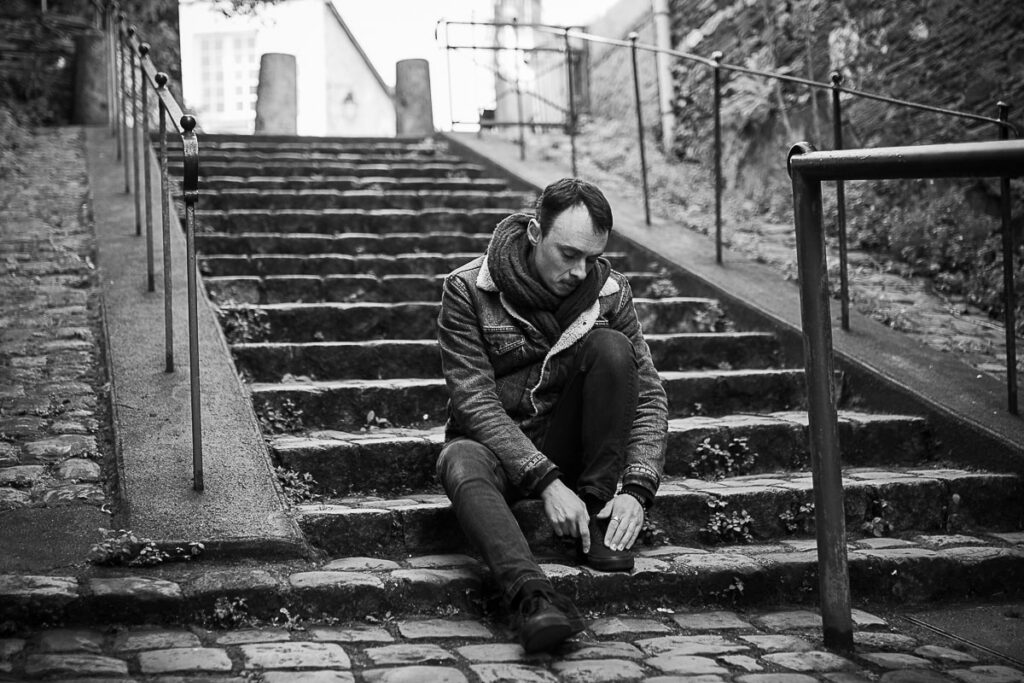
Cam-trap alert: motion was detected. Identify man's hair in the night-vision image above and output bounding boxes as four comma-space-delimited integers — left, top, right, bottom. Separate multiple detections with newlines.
534, 178, 613, 236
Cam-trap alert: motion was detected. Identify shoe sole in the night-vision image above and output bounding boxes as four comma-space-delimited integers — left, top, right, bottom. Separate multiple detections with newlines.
521, 618, 575, 653
583, 555, 634, 572
577, 548, 635, 573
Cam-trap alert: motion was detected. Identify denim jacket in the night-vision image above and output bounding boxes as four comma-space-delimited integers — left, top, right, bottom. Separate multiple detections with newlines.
437, 254, 668, 501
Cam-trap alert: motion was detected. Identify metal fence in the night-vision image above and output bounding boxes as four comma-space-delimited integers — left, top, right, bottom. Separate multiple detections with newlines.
436, 20, 1021, 416
92, 0, 205, 491
787, 137, 1024, 651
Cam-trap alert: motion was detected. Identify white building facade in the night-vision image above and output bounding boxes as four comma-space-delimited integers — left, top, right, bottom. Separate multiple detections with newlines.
179, 0, 395, 135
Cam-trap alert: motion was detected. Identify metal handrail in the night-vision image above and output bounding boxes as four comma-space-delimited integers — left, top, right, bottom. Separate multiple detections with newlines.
436, 18, 1021, 413
92, 0, 205, 491
787, 138, 1024, 652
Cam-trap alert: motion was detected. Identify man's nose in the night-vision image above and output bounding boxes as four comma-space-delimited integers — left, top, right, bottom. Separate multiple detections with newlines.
570, 259, 588, 281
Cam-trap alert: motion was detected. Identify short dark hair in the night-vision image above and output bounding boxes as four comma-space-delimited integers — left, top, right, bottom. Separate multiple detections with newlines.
534, 178, 613, 236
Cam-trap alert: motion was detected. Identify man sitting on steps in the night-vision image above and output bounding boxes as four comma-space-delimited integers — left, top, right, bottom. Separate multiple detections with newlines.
435, 177, 668, 652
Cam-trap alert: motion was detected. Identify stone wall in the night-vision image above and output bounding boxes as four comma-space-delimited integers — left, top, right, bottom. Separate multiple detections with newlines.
585, 0, 662, 135
663, 0, 1024, 199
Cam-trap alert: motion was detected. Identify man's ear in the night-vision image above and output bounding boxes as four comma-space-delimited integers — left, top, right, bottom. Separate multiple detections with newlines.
527, 219, 541, 245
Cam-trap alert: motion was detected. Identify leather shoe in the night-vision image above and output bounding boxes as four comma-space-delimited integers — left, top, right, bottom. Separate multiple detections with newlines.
516, 592, 575, 653
578, 515, 634, 572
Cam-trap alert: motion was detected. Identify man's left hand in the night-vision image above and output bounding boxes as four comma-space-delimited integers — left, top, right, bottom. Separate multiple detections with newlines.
596, 494, 643, 551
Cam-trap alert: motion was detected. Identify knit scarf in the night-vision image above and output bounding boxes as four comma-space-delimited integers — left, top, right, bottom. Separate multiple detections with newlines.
486, 213, 610, 344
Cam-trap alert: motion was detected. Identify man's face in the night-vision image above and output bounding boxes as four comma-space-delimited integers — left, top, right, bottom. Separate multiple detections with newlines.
527, 204, 608, 297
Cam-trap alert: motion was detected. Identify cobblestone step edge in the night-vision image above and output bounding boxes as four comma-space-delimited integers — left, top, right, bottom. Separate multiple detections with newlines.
2, 533, 1022, 629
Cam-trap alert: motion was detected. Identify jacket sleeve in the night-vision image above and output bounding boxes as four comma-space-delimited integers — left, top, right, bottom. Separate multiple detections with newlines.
437, 274, 558, 494
606, 276, 668, 503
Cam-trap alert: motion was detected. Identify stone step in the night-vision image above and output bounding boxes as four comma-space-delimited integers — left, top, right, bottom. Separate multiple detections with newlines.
170, 161, 488, 178
169, 151, 471, 166
199, 251, 640, 277
270, 411, 931, 495
4, 532, 1023, 627
215, 298, 728, 343
194, 208, 510, 234
196, 231, 492, 256
295, 467, 1024, 558
195, 175, 510, 192
163, 137, 438, 155
231, 332, 782, 382
197, 189, 536, 212
249, 369, 814, 432
201, 252, 499, 278
206, 271, 696, 305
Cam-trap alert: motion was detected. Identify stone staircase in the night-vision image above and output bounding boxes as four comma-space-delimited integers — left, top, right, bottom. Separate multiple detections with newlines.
169, 134, 1023, 618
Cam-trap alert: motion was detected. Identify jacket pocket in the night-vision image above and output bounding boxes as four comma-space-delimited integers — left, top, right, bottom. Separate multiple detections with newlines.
482, 325, 526, 356
482, 325, 534, 402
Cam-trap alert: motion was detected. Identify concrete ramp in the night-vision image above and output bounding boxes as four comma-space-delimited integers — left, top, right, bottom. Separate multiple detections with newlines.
85, 127, 306, 559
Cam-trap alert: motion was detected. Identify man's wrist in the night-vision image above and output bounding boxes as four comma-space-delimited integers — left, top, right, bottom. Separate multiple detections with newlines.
620, 485, 652, 513
536, 470, 563, 498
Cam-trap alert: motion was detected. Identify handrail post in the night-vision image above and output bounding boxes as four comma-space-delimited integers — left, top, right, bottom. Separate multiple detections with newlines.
564, 28, 578, 178
832, 72, 850, 331
712, 50, 723, 263
140, 42, 155, 292
118, 14, 129, 188
997, 101, 1018, 415
513, 18, 526, 161
180, 114, 204, 492
105, 1, 116, 135
443, 22, 455, 132
129, 26, 141, 236
629, 32, 651, 226
787, 142, 854, 653
157, 72, 174, 374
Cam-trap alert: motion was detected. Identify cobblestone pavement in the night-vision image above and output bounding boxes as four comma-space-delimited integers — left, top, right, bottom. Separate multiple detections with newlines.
0, 127, 110, 515
2, 606, 1023, 682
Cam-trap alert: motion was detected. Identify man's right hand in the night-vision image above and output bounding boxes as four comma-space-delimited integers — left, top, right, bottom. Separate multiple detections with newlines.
540, 479, 591, 553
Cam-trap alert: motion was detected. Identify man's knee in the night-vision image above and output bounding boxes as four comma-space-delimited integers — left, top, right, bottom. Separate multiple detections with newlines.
580, 328, 636, 368
436, 438, 502, 493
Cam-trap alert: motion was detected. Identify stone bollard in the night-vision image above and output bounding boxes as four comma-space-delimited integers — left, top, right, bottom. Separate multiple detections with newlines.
73, 31, 108, 125
395, 58, 433, 136
255, 53, 297, 135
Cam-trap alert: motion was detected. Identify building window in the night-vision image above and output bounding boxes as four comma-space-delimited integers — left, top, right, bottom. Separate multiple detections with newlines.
194, 30, 258, 121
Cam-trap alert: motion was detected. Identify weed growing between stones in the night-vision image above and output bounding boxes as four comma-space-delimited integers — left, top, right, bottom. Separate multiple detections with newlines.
361, 410, 392, 431
862, 498, 895, 537
216, 301, 271, 343
702, 498, 754, 544
204, 597, 256, 629
695, 301, 732, 333
638, 516, 670, 547
259, 398, 304, 434
780, 501, 816, 535
689, 436, 757, 480
648, 276, 681, 298
274, 466, 326, 505
275, 607, 305, 631
88, 528, 204, 566
710, 577, 747, 605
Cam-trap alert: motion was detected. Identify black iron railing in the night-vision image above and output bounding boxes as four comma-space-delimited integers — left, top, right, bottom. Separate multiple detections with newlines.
787, 138, 1024, 651
436, 19, 1021, 414
92, 0, 205, 490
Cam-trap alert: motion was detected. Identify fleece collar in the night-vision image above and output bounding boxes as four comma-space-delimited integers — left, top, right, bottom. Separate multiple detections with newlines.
477, 256, 621, 415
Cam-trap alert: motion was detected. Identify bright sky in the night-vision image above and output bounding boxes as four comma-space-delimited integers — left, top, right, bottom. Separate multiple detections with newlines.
329, 0, 620, 128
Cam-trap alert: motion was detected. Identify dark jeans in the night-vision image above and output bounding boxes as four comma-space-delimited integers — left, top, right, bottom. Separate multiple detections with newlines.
436, 328, 639, 602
